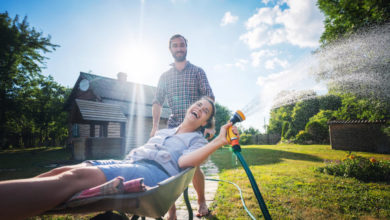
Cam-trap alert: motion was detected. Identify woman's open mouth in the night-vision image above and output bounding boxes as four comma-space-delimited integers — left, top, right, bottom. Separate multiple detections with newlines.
191, 111, 199, 119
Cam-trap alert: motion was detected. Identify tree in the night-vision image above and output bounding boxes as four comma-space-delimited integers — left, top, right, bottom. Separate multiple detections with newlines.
334, 93, 389, 120
214, 103, 231, 137
243, 127, 260, 136
288, 98, 320, 138
0, 12, 59, 148
305, 110, 335, 143
317, 0, 390, 45
318, 95, 342, 111
33, 75, 70, 146
267, 105, 294, 135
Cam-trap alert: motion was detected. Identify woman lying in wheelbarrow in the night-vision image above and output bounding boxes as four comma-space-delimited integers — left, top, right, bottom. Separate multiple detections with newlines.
0, 97, 239, 220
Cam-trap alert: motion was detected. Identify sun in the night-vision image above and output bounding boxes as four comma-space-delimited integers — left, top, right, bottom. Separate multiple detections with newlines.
114, 42, 159, 85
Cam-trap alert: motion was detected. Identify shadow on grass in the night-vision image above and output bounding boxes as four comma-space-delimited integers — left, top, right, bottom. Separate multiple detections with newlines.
211, 147, 322, 170
0, 147, 73, 169
0, 147, 75, 180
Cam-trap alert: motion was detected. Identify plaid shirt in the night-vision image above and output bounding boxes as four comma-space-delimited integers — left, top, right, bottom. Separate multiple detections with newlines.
153, 61, 214, 128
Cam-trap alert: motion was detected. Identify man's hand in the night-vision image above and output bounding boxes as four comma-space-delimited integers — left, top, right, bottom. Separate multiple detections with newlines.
203, 128, 216, 140
150, 127, 158, 137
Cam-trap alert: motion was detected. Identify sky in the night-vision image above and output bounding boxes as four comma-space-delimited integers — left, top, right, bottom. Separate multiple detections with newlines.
1, 0, 328, 131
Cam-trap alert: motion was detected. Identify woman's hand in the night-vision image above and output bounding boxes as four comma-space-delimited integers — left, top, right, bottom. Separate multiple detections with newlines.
215, 122, 239, 147
178, 122, 240, 168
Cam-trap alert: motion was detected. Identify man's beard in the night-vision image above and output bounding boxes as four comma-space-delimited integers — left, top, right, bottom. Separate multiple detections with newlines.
173, 51, 187, 62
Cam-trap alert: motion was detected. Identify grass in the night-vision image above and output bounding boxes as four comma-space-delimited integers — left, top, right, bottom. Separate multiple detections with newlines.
0, 147, 76, 180
1, 145, 389, 219
0, 147, 121, 220
209, 144, 390, 219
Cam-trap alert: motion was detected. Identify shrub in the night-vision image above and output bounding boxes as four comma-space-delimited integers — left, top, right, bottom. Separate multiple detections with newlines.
290, 98, 319, 137
318, 94, 342, 111
317, 154, 390, 182
285, 126, 298, 139
281, 121, 289, 139
239, 133, 253, 145
305, 121, 329, 143
295, 130, 313, 144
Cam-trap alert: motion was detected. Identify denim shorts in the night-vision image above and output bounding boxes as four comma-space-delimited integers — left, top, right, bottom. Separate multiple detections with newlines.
86, 160, 170, 187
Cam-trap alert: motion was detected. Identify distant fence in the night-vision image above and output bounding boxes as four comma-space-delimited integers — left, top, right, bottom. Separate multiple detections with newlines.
328, 120, 389, 153
250, 133, 281, 145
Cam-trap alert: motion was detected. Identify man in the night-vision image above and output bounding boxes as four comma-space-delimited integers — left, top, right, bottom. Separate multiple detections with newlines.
151, 34, 215, 219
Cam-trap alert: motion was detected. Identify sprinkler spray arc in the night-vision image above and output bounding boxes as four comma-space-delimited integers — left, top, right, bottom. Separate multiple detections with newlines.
227, 110, 272, 220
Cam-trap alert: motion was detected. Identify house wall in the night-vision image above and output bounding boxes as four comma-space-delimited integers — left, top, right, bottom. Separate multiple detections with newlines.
74, 123, 121, 138
108, 122, 121, 137
72, 137, 123, 160
73, 137, 87, 160
79, 124, 90, 137
329, 122, 390, 153
86, 137, 123, 159
71, 118, 167, 159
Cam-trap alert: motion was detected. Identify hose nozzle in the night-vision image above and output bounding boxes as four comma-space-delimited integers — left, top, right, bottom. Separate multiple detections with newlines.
230, 110, 246, 124
227, 110, 246, 147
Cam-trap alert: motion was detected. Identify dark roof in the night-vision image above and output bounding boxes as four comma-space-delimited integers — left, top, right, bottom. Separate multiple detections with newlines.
80, 72, 163, 106
103, 99, 171, 118
328, 120, 387, 124
65, 72, 171, 119
75, 99, 127, 122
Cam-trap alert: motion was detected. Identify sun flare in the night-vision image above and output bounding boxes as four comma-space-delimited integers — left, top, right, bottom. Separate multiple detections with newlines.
115, 42, 159, 85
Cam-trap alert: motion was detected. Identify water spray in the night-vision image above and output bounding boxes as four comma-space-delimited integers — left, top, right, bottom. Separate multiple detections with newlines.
226, 110, 272, 220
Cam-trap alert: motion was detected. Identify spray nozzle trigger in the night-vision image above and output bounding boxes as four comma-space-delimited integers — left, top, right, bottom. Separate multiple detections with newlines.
226, 110, 246, 146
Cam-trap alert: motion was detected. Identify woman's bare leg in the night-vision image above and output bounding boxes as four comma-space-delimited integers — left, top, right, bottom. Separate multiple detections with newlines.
35, 163, 90, 178
0, 166, 106, 220
166, 204, 177, 220
193, 166, 209, 216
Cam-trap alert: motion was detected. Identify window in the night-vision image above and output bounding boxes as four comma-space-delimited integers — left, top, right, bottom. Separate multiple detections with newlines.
72, 124, 80, 137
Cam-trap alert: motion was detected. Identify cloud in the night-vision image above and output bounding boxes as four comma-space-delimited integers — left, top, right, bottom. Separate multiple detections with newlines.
250, 49, 278, 67
262, 0, 272, 5
221, 11, 239, 26
265, 57, 289, 69
240, 0, 324, 49
215, 59, 249, 71
262, 0, 288, 6
226, 59, 249, 70
245, 6, 281, 29
239, 25, 269, 49
256, 55, 326, 108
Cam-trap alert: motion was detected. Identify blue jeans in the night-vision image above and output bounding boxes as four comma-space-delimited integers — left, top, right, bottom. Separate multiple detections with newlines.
87, 160, 170, 186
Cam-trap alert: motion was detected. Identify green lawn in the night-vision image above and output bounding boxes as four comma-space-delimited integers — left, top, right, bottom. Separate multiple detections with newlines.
0, 147, 114, 220
210, 144, 390, 219
0, 147, 76, 181
1, 145, 389, 219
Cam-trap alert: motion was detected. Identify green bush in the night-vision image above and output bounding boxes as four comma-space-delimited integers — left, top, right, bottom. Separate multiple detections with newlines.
317, 154, 390, 182
290, 98, 319, 137
285, 126, 298, 139
280, 121, 289, 139
295, 130, 313, 144
305, 121, 328, 143
239, 133, 253, 145
318, 94, 342, 111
